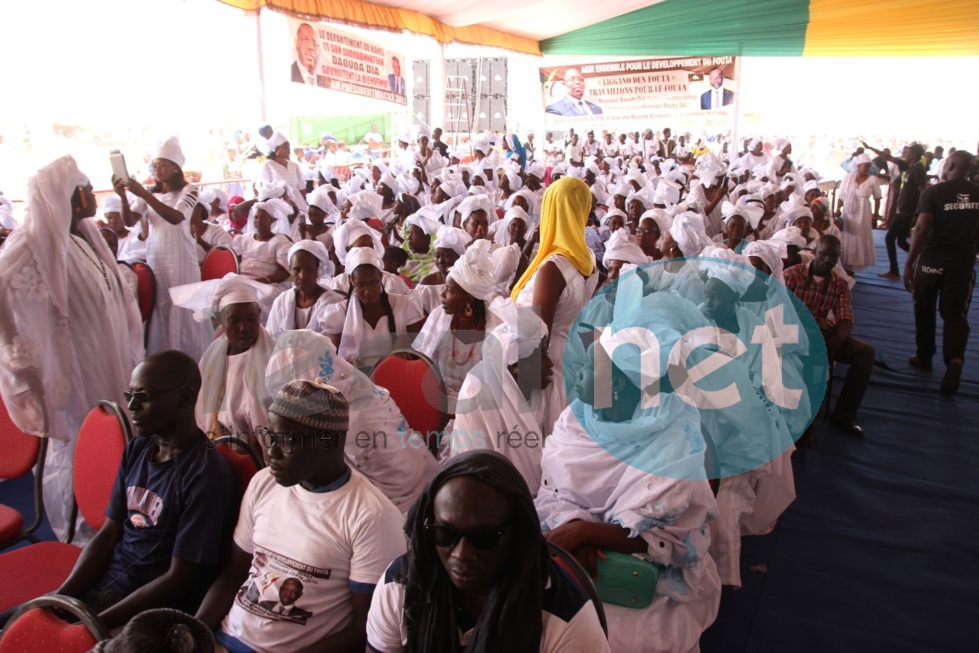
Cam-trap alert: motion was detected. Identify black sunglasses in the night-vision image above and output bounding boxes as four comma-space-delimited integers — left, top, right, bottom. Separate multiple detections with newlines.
424, 520, 510, 551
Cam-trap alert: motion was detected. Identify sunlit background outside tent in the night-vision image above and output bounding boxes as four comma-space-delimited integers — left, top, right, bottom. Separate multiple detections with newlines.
0, 0, 975, 204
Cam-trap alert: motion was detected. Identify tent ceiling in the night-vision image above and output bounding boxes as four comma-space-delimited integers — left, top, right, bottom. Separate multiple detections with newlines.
364, 0, 662, 41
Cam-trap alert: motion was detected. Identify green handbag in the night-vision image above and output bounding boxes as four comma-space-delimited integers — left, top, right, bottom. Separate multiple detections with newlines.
594, 551, 660, 609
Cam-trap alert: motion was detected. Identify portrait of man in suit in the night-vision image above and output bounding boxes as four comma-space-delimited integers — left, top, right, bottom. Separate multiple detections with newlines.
388, 56, 406, 95
700, 67, 735, 110
258, 577, 313, 623
545, 68, 604, 117
291, 23, 318, 85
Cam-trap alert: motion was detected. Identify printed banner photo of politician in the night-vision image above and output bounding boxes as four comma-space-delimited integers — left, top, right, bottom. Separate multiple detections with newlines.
291, 23, 318, 85
545, 68, 603, 117
700, 66, 734, 110
388, 56, 406, 95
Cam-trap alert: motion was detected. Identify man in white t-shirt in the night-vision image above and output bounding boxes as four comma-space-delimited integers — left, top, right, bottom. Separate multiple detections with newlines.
366, 451, 609, 652
362, 125, 385, 160
197, 380, 405, 653
565, 133, 585, 167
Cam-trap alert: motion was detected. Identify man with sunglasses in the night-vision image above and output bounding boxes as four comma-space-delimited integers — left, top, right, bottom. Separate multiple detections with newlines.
197, 379, 405, 653
30, 351, 237, 629
367, 451, 609, 652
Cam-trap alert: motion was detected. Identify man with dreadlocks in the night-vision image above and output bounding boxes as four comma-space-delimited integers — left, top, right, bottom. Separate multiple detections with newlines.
366, 451, 609, 652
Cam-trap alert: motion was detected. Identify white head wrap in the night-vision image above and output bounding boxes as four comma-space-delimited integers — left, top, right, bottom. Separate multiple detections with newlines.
169, 273, 273, 323
100, 195, 122, 214
267, 131, 289, 153
447, 239, 506, 302
669, 211, 712, 257
611, 182, 632, 199
602, 228, 648, 268
721, 200, 764, 230
378, 172, 399, 194
803, 179, 820, 194
494, 206, 530, 245
288, 239, 334, 279
771, 226, 807, 249
852, 153, 872, 167
743, 239, 786, 282
640, 208, 673, 238
458, 194, 495, 225
333, 220, 384, 263
153, 136, 185, 168
527, 162, 545, 180
435, 225, 472, 256
345, 246, 384, 273
782, 206, 813, 226
439, 179, 468, 199
487, 297, 548, 366
501, 169, 522, 192
249, 198, 292, 235
701, 246, 755, 297
405, 207, 441, 236
307, 186, 337, 214
198, 187, 228, 211
775, 138, 790, 154
652, 179, 681, 206
347, 190, 384, 221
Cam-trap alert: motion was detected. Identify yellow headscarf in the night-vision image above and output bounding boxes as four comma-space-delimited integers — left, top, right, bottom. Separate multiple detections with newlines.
511, 176, 594, 299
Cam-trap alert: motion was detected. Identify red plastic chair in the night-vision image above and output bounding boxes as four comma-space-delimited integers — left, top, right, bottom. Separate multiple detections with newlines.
0, 402, 131, 614
370, 350, 447, 454
127, 261, 156, 323
201, 246, 239, 281
0, 399, 47, 549
0, 595, 108, 652
212, 436, 264, 503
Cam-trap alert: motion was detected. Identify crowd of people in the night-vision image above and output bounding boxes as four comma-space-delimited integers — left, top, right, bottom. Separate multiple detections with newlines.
0, 122, 976, 653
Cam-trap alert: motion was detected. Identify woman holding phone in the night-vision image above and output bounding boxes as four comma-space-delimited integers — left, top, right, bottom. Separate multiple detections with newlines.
113, 136, 203, 360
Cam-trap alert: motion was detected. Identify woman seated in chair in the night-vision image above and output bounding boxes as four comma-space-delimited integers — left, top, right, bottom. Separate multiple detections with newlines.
178, 275, 275, 450
319, 248, 425, 372
399, 207, 440, 284
265, 240, 343, 337
412, 240, 514, 410
232, 200, 292, 299
191, 199, 233, 264
266, 330, 438, 513
536, 279, 721, 653
445, 299, 553, 496
330, 220, 410, 295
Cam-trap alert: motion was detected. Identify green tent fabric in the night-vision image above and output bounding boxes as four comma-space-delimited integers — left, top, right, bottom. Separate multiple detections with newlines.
541, 0, 811, 56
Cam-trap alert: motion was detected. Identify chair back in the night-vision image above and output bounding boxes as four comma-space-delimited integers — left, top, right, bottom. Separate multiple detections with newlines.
0, 398, 41, 481
201, 246, 239, 281
212, 436, 264, 502
546, 541, 608, 637
370, 350, 447, 450
0, 595, 108, 653
129, 262, 156, 323
71, 402, 131, 540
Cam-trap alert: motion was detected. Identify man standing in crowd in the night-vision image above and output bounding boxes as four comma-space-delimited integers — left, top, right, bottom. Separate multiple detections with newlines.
904, 150, 979, 395
784, 235, 875, 438
863, 142, 928, 279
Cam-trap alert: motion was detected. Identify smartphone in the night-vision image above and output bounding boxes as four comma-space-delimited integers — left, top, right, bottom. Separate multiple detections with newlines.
110, 150, 129, 182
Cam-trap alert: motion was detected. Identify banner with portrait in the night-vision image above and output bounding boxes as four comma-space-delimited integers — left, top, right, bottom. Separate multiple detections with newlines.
287, 18, 407, 106
539, 56, 738, 134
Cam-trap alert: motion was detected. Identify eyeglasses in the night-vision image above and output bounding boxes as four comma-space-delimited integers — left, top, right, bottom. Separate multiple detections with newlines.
424, 520, 510, 551
123, 387, 188, 404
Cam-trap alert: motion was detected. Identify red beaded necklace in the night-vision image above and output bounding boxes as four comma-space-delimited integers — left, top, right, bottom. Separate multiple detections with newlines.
449, 316, 485, 367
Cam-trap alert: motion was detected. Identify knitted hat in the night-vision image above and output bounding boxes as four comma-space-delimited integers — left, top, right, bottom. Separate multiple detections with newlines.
93, 608, 214, 653
269, 379, 349, 432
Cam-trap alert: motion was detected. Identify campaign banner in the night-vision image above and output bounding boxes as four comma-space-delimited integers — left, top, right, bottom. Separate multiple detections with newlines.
540, 56, 738, 133
288, 18, 407, 106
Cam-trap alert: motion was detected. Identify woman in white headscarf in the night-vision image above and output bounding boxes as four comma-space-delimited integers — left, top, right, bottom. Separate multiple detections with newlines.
412, 240, 511, 407
115, 136, 203, 359
265, 240, 343, 337
232, 200, 292, 300
265, 330, 438, 512
173, 274, 275, 449
399, 207, 439, 283
602, 227, 649, 284
330, 220, 410, 295
835, 152, 881, 273
257, 131, 308, 212
318, 248, 425, 371
537, 278, 721, 653
648, 211, 710, 304
1, 156, 144, 538
446, 298, 552, 494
